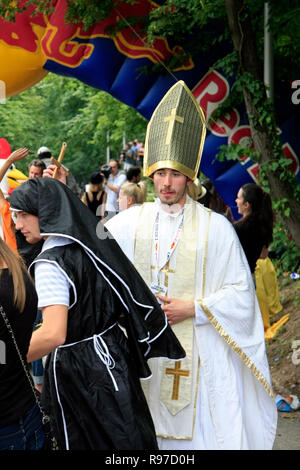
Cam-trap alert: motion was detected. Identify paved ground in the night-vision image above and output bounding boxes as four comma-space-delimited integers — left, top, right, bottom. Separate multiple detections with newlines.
273, 411, 300, 450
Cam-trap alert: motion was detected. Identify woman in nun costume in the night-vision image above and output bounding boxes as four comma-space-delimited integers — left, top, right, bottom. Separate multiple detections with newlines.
10, 177, 185, 450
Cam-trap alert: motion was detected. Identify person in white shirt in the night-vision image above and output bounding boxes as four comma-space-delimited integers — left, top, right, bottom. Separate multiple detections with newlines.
105, 80, 277, 450
102, 160, 126, 216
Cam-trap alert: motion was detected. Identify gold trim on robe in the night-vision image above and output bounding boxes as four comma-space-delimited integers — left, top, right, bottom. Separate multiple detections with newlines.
197, 299, 275, 399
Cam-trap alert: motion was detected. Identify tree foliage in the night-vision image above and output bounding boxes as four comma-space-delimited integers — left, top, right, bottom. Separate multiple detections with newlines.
0, 73, 147, 184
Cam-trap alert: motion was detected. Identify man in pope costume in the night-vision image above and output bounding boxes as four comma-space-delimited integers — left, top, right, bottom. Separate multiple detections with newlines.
105, 81, 277, 450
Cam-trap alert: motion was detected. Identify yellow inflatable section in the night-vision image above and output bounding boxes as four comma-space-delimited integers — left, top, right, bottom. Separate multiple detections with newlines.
0, 25, 48, 97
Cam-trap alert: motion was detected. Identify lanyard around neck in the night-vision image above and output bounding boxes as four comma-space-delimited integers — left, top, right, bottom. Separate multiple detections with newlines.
154, 209, 184, 275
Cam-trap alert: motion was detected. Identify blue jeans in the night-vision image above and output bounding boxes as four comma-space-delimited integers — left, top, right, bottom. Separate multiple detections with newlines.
0, 404, 45, 450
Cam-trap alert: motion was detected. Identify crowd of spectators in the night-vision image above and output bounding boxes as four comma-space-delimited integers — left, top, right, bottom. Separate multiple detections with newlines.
119, 139, 144, 171
81, 138, 147, 219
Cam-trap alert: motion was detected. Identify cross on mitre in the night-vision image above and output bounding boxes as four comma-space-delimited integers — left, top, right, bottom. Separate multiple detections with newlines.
163, 108, 184, 145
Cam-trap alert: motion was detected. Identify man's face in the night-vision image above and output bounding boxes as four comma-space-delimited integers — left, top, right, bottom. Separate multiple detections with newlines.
153, 169, 189, 207
29, 165, 43, 179
14, 211, 42, 244
109, 161, 118, 176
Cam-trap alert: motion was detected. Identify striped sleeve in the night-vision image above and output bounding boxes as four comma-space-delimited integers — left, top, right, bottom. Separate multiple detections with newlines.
34, 261, 70, 309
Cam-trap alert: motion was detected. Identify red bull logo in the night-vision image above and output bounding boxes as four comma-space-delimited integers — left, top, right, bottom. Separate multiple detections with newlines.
0, 1, 47, 97
193, 69, 300, 181
40, 0, 193, 68
0, 0, 193, 97
0, 3, 45, 52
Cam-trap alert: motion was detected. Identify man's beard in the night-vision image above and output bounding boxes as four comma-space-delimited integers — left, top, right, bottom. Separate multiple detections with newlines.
160, 189, 186, 205
160, 194, 186, 213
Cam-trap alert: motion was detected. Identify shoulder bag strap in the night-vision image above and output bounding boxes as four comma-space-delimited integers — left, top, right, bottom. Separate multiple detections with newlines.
0, 305, 47, 422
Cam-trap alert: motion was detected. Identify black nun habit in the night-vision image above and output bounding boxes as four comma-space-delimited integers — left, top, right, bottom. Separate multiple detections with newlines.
10, 178, 185, 450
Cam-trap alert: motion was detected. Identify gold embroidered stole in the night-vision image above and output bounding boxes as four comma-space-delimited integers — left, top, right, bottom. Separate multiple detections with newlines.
135, 199, 199, 426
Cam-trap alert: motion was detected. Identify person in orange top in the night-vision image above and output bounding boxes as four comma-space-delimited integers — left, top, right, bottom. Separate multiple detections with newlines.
0, 148, 30, 251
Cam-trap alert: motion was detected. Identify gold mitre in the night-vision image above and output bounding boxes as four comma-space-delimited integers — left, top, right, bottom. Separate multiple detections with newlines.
143, 80, 206, 180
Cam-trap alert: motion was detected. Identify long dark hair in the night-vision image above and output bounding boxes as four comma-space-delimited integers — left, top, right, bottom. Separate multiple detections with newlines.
238, 183, 274, 246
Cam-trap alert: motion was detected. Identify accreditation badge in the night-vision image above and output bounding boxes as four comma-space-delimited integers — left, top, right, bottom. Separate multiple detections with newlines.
150, 283, 168, 305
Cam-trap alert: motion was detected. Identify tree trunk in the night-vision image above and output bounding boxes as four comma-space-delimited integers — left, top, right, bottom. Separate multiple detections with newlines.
225, 0, 300, 251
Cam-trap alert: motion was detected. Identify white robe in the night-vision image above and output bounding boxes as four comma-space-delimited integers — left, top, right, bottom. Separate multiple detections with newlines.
105, 197, 277, 450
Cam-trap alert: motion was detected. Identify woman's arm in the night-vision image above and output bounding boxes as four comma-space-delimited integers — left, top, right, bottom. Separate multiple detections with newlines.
81, 192, 88, 206
0, 148, 29, 182
100, 191, 107, 219
27, 304, 68, 362
0, 148, 29, 207
259, 245, 268, 259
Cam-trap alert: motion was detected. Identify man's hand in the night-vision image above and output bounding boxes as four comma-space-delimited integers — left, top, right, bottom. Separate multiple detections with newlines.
43, 164, 67, 184
8, 147, 29, 163
157, 295, 195, 325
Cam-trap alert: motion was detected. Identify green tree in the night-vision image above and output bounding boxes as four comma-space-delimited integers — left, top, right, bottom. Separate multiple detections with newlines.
0, 73, 147, 183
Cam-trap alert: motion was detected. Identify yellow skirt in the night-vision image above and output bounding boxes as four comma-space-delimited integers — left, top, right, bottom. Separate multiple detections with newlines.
255, 257, 283, 329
